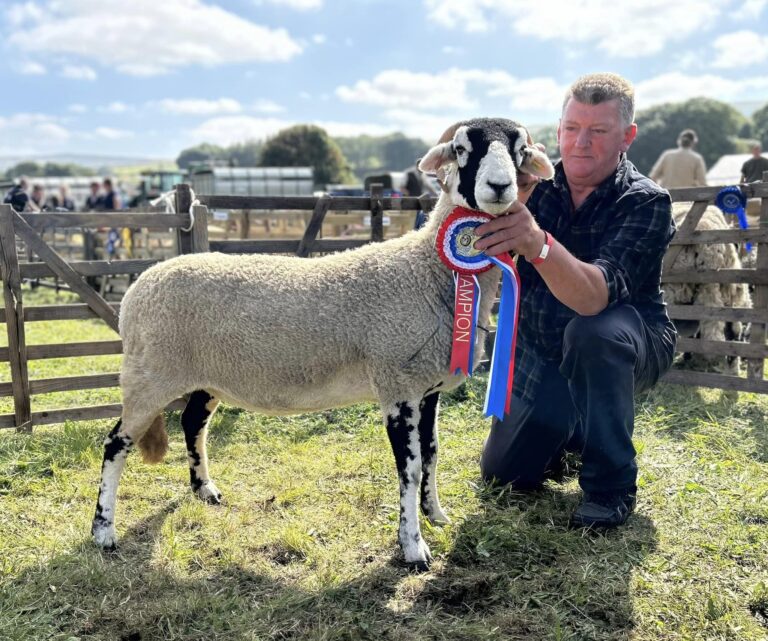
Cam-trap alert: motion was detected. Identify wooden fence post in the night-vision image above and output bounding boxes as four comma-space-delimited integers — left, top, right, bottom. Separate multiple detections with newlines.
175, 184, 209, 254
370, 183, 384, 243
296, 196, 331, 258
748, 172, 768, 381
0, 205, 31, 431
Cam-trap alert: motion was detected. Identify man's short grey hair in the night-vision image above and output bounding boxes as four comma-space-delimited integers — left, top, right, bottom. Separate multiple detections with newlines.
562, 72, 635, 128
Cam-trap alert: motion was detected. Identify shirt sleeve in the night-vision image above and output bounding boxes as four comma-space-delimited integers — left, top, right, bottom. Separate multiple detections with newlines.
591, 192, 674, 308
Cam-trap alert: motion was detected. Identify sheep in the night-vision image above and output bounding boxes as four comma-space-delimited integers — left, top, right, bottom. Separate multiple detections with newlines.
664, 202, 752, 374
91, 118, 555, 570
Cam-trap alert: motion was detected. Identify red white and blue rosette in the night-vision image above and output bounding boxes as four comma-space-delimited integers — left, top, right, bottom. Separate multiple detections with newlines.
436, 206, 521, 421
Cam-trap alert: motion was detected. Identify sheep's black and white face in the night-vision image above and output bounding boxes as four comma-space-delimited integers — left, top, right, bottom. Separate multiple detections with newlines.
418, 118, 555, 215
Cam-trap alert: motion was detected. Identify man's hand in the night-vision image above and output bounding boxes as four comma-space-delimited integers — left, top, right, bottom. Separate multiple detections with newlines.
474, 200, 545, 260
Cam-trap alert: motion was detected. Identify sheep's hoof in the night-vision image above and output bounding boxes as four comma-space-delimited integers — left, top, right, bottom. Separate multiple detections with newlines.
195, 481, 223, 505
402, 536, 433, 571
423, 505, 451, 526
93, 524, 118, 550
407, 559, 431, 573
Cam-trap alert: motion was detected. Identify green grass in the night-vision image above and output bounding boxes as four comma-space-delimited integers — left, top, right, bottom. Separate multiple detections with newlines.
0, 289, 767, 640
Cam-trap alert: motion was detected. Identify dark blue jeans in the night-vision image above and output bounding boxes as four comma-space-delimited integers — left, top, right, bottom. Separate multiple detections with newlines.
480, 305, 675, 494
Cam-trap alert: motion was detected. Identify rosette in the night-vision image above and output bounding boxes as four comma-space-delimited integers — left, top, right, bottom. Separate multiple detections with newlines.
435, 206, 520, 420
715, 186, 752, 251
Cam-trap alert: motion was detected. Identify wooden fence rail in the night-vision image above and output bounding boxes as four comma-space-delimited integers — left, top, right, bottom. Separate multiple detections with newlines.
0, 179, 766, 431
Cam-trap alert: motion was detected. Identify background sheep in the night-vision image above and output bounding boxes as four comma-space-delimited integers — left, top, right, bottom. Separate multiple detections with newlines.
664, 202, 752, 374
91, 118, 555, 570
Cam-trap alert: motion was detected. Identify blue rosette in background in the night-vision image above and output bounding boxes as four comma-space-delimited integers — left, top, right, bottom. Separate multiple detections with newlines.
715, 186, 752, 251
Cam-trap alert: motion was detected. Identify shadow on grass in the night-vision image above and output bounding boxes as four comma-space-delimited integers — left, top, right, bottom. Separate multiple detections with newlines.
638, 382, 768, 461
1, 481, 658, 641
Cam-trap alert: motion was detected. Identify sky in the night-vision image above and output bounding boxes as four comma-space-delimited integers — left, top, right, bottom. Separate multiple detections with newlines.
1, 0, 767, 161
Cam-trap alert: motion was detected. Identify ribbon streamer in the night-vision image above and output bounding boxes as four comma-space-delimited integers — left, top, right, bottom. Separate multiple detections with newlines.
482, 254, 521, 421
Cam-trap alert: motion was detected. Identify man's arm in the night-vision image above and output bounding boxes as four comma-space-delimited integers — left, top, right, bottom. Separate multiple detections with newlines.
474, 201, 608, 316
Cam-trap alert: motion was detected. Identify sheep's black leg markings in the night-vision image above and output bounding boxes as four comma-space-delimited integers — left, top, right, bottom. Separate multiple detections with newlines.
92, 419, 133, 549
385, 399, 432, 570
182, 390, 222, 504
418, 392, 448, 525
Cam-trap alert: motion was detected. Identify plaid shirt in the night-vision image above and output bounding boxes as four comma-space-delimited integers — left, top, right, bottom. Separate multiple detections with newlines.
512, 155, 677, 404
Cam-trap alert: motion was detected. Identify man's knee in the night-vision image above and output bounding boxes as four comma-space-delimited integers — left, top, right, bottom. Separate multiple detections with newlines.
480, 420, 571, 490
563, 308, 638, 364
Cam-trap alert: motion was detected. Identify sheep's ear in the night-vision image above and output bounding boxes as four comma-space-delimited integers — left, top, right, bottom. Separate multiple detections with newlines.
520, 146, 555, 180
418, 142, 455, 174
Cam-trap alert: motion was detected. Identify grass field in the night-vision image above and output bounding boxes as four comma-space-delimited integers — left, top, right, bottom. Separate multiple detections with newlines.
0, 289, 767, 640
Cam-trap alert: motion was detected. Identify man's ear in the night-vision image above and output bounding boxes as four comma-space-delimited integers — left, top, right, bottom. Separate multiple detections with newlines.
620, 123, 638, 153
520, 146, 555, 180
418, 142, 456, 174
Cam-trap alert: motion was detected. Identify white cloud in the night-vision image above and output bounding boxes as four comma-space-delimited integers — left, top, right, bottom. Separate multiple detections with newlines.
158, 98, 242, 115
68, 103, 87, 113
190, 116, 392, 146
712, 30, 768, 68
311, 34, 326, 44
0, 113, 70, 146
101, 101, 132, 114
8, 0, 303, 76
19, 61, 46, 75
424, 0, 731, 57
6, 1, 44, 26
95, 127, 133, 140
337, 69, 483, 111
337, 68, 567, 116
257, 0, 322, 8
738, 0, 767, 16
253, 99, 284, 113
635, 72, 768, 108
61, 64, 97, 80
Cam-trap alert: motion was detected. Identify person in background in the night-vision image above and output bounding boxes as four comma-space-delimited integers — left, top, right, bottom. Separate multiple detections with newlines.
30, 184, 45, 211
55, 185, 75, 211
84, 181, 103, 211
102, 178, 121, 211
649, 129, 707, 188
740, 142, 768, 183
3, 176, 33, 212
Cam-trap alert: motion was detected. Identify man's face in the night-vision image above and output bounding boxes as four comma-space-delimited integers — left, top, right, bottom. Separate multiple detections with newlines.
557, 98, 637, 187
753, 146, 762, 158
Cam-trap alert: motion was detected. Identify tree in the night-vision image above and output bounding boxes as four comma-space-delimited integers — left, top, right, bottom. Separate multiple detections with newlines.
382, 133, 429, 171
5, 161, 94, 179
260, 125, 354, 186
629, 97, 749, 174
176, 143, 226, 170
752, 102, 768, 148
228, 141, 262, 167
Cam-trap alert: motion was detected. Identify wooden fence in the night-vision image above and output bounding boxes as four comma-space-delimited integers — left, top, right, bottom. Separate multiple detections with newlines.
0, 181, 766, 432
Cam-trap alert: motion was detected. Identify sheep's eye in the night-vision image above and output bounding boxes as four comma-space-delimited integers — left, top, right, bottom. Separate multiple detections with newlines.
454, 145, 466, 155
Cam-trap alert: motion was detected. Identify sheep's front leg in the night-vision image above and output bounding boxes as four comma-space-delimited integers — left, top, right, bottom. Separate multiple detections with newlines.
383, 398, 432, 571
182, 391, 222, 504
418, 392, 449, 525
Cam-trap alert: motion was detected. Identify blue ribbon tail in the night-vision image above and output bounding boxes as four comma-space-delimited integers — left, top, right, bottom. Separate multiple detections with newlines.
483, 257, 518, 421
735, 207, 753, 251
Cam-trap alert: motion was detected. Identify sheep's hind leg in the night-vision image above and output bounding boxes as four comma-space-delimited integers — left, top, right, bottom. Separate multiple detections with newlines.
93, 406, 163, 549
383, 396, 432, 571
418, 391, 449, 525
182, 390, 222, 504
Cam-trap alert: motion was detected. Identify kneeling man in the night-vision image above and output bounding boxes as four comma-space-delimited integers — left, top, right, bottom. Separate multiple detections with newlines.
475, 72, 677, 528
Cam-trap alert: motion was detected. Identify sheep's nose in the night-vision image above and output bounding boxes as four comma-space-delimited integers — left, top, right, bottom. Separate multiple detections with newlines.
487, 181, 511, 198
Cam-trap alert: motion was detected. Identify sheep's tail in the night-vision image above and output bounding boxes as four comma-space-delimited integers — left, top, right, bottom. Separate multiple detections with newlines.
137, 414, 169, 463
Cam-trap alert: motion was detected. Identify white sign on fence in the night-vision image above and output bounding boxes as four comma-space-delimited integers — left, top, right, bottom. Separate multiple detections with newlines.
363, 215, 391, 226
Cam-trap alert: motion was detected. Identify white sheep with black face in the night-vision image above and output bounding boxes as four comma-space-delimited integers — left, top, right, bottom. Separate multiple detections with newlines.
91, 118, 553, 571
